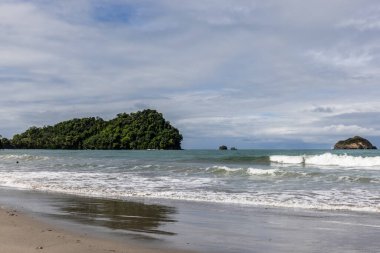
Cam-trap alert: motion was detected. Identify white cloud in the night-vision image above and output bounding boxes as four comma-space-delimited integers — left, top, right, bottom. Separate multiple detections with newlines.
307, 50, 373, 68
337, 4, 380, 31
339, 18, 380, 31
321, 124, 378, 134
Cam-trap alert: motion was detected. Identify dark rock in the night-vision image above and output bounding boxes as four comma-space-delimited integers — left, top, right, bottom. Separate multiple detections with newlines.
230, 147, 237, 150
219, 145, 228, 150
334, 136, 377, 150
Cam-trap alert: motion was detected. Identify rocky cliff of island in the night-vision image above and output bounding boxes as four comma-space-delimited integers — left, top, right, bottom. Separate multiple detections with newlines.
334, 136, 377, 150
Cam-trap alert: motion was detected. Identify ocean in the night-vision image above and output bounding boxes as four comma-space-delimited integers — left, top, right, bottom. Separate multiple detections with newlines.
0, 149, 379, 213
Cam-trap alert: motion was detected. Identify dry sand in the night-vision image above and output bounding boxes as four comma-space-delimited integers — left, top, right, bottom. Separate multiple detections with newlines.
0, 207, 193, 253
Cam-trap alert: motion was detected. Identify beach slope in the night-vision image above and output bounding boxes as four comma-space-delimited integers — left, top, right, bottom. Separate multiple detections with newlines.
0, 207, 190, 253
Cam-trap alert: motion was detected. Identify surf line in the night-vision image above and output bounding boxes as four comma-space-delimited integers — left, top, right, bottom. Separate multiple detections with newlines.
322, 220, 380, 229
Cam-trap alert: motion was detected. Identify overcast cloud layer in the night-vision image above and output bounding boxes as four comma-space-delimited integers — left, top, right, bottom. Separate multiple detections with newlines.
1, 0, 380, 148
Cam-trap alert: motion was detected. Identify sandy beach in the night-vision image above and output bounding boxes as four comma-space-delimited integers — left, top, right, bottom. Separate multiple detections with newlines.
0, 206, 193, 253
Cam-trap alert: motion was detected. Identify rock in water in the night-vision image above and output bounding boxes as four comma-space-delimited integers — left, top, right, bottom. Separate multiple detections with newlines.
334, 136, 377, 149
219, 145, 228, 150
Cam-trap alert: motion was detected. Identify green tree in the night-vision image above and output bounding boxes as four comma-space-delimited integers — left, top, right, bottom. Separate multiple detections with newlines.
11, 110, 182, 150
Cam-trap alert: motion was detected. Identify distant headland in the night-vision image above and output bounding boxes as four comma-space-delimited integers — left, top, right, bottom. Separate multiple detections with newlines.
334, 136, 377, 150
0, 109, 182, 150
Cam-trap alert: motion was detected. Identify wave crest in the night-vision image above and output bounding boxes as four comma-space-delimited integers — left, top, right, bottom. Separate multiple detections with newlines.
206, 166, 280, 176
0, 154, 50, 161
246, 168, 279, 176
270, 153, 380, 168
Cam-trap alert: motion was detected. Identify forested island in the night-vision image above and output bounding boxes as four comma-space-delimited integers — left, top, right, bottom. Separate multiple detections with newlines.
0, 109, 182, 150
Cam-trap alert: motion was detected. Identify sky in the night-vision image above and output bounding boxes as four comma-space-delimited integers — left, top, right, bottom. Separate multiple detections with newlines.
0, 0, 380, 149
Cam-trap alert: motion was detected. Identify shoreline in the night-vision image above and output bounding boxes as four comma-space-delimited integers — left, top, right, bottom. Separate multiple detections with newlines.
0, 204, 194, 253
0, 188, 380, 252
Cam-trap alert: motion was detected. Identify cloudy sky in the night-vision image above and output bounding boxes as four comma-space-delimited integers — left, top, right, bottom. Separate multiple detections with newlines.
0, 0, 380, 149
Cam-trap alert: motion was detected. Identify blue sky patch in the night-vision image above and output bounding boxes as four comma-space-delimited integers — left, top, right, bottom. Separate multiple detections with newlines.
92, 3, 135, 24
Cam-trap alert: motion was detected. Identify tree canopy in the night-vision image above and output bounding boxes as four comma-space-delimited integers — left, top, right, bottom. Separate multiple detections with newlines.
0, 135, 12, 149
7, 109, 182, 150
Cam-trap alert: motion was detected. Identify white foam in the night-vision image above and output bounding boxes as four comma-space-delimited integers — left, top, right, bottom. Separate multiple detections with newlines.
246, 168, 279, 176
270, 153, 380, 168
208, 166, 239, 172
0, 154, 50, 161
270, 155, 304, 164
0, 169, 378, 213
206, 166, 280, 176
120, 189, 380, 213
306, 153, 380, 167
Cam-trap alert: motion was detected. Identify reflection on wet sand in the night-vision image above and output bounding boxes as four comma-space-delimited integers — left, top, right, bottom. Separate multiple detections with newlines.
50, 197, 177, 236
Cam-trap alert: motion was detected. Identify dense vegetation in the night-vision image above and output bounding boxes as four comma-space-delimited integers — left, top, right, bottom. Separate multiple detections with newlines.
2, 110, 182, 150
0, 135, 12, 149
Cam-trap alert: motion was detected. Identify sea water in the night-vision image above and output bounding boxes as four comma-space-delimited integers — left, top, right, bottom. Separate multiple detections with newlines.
0, 149, 379, 213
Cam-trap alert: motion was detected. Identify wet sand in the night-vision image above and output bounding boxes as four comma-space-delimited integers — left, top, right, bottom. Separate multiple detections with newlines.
0, 188, 380, 253
0, 206, 193, 253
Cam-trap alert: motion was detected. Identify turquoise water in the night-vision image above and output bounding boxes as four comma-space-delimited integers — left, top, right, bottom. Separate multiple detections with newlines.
0, 149, 379, 213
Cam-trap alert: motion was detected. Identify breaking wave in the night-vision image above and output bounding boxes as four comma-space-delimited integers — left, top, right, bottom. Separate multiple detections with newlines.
270, 153, 380, 168
205, 166, 280, 176
0, 169, 378, 213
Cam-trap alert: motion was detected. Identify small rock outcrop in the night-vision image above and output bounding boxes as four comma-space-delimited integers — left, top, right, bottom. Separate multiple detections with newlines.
334, 136, 377, 150
219, 145, 228, 150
